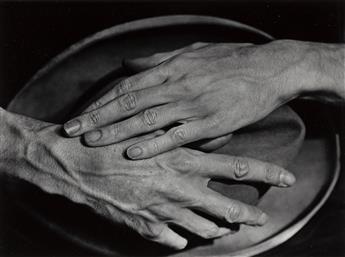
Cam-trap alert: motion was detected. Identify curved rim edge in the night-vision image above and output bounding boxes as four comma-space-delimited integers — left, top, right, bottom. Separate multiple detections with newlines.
7, 14, 273, 111
6, 14, 339, 257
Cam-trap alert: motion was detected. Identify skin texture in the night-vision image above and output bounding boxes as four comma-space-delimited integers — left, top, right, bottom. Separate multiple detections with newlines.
0, 108, 296, 249
63, 40, 345, 159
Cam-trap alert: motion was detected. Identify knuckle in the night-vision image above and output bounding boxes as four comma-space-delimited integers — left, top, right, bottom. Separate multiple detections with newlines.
178, 157, 198, 173
119, 93, 137, 111
111, 123, 120, 137
142, 223, 164, 240
117, 78, 132, 95
186, 197, 203, 208
265, 165, 281, 184
167, 149, 199, 173
226, 203, 242, 223
232, 157, 250, 179
192, 42, 204, 48
199, 225, 219, 239
142, 109, 158, 127
167, 55, 189, 70
203, 115, 223, 136
152, 52, 163, 59
151, 141, 160, 155
124, 214, 142, 231
171, 128, 187, 144
88, 110, 101, 126
90, 100, 103, 110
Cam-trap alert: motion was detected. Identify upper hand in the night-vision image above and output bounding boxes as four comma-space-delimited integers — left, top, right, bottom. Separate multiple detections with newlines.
63, 41, 303, 159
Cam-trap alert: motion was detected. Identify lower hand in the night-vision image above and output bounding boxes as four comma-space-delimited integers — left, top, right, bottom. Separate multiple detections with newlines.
1, 109, 295, 249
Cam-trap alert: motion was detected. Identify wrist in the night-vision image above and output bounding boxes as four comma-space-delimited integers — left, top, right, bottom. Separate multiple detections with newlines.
0, 109, 28, 173
0, 109, 86, 204
264, 40, 343, 104
286, 40, 344, 103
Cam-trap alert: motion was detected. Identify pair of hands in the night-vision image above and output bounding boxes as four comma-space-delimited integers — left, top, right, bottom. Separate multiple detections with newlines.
4, 40, 307, 249
60, 41, 302, 248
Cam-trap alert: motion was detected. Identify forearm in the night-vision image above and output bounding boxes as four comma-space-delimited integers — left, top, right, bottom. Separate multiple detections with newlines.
282, 40, 345, 103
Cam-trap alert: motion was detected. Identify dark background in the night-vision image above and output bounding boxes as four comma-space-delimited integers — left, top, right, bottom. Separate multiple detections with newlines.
0, 1, 344, 256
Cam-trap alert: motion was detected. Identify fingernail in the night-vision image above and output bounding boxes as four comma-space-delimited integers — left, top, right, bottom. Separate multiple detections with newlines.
127, 146, 143, 158
64, 120, 81, 136
85, 130, 102, 143
280, 172, 296, 187
217, 227, 232, 237
257, 213, 268, 226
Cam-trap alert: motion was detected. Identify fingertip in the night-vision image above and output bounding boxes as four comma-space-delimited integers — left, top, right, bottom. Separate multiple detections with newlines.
257, 212, 269, 226
217, 227, 232, 237
175, 237, 188, 250
280, 171, 296, 187
158, 226, 188, 250
84, 130, 102, 145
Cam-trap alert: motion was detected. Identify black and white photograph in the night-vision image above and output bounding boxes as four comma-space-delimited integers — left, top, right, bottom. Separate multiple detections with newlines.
0, 0, 344, 256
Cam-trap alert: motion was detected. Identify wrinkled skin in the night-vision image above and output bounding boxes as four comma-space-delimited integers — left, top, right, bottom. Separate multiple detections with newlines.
63, 40, 344, 159
0, 109, 295, 249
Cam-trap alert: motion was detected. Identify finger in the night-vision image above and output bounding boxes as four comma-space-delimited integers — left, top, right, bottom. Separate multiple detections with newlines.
126, 120, 209, 159
195, 154, 296, 187
84, 103, 195, 146
170, 208, 231, 239
188, 134, 232, 152
64, 85, 172, 137
123, 42, 209, 72
198, 189, 268, 226
149, 204, 231, 240
116, 129, 165, 149
82, 67, 168, 113
144, 223, 188, 250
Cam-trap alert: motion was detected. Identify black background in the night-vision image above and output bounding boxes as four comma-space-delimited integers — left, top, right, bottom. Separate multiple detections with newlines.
0, 1, 344, 256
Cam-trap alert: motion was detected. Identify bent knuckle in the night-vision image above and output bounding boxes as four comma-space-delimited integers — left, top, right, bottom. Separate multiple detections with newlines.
232, 157, 250, 179
167, 149, 199, 173
111, 123, 120, 137
171, 128, 187, 144
90, 100, 103, 110
192, 42, 205, 48
265, 165, 281, 184
199, 225, 219, 239
151, 141, 160, 155
142, 223, 164, 240
142, 109, 158, 127
177, 157, 198, 173
226, 203, 242, 223
119, 93, 137, 111
117, 79, 133, 95
88, 110, 101, 126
